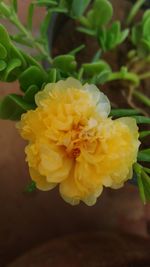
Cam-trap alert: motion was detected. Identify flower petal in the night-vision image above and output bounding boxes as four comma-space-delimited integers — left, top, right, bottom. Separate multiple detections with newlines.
29, 168, 56, 191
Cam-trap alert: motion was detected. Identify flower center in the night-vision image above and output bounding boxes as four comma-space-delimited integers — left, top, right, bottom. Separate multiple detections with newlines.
61, 119, 99, 159
71, 148, 81, 158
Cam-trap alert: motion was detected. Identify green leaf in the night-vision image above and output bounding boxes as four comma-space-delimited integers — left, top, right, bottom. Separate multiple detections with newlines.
143, 10, 150, 23
98, 28, 107, 51
2, 58, 22, 82
143, 17, 150, 37
40, 9, 52, 40
144, 167, 150, 175
141, 171, 150, 202
25, 181, 36, 193
0, 2, 11, 17
119, 28, 129, 43
139, 131, 150, 139
0, 94, 35, 120
0, 43, 7, 59
48, 7, 67, 13
140, 39, 150, 54
69, 44, 85, 55
19, 66, 48, 92
106, 21, 121, 49
137, 174, 146, 204
126, 0, 145, 25
53, 54, 77, 72
24, 85, 39, 104
27, 3, 35, 31
110, 109, 140, 117
87, 0, 113, 29
12, 0, 18, 12
82, 60, 110, 76
0, 60, 7, 71
131, 24, 142, 45
0, 24, 11, 50
77, 27, 96, 36
47, 68, 57, 82
70, 0, 91, 17
134, 163, 146, 204
138, 149, 150, 162
101, 21, 129, 51
36, 0, 57, 6
132, 116, 150, 124
92, 50, 101, 62
91, 70, 110, 84
133, 90, 150, 107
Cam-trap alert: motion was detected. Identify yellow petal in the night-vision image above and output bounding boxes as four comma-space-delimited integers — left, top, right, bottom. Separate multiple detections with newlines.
29, 168, 56, 191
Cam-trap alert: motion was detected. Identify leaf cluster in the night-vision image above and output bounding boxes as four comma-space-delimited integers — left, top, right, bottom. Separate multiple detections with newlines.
131, 10, 150, 57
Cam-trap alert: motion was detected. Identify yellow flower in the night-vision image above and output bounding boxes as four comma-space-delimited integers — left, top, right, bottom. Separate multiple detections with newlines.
17, 78, 140, 206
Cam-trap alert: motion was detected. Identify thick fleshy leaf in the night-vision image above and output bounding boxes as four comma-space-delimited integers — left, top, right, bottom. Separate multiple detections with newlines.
143, 16, 150, 37
141, 172, 150, 202
139, 131, 150, 139
82, 60, 110, 76
12, 0, 18, 12
27, 3, 34, 30
131, 24, 143, 45
19, 66, 48, 92
87, 0, 113, 29
53, 55, 77, 72
143, 10, 150, 23
91, 70, 111, 84
138, 149, 150, 162
71, 0, 91, 17
0, 24, 11, 50
0, 43, 7, 59
2, 58, 22, 82
24, 85, 39, 104
134, 163, 146, 204
110, 109, 140, 117
0, 94, 35, 120
0, 60, 7, 71
0, 2, 11, 17
47, 68, 57, 82
77, 27, 96, 36
132, 116, 150, 124
36, 0, 57, 6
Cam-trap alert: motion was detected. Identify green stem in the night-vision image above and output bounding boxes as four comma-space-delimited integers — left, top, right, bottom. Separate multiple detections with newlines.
139, 72, 150, 80
126, 0, 145, 25
133, 90, 150, 107
10, 13, 53, 64
108, 71, 140, 86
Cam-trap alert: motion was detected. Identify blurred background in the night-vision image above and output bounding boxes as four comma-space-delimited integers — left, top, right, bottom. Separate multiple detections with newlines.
0, 1, 150, 266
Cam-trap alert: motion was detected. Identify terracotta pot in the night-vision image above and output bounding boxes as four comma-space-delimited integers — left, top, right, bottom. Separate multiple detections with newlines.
8, 232, 150, 267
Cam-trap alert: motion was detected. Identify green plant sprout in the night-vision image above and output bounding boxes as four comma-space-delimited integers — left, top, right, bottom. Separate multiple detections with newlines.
0, 0, 150, 202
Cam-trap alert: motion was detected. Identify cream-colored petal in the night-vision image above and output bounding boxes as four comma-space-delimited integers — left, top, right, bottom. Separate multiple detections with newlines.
60, 77, 82, 90
35, 83, 56, 106
116, 117, 139, 139
83, 83, 110, 118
